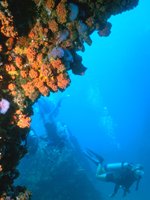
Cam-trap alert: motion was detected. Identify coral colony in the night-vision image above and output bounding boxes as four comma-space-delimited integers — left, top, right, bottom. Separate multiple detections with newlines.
0, 0, 139, 199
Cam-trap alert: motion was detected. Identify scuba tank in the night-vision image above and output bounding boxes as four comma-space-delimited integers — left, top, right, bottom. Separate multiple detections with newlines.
106, 162, 130, 171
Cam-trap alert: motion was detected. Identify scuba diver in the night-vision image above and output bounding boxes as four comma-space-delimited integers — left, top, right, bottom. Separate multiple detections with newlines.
85, 149, 144, 198
26, 129, 39, 156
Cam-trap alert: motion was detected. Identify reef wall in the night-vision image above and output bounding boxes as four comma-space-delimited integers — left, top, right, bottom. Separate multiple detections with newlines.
0, 0, 139, 199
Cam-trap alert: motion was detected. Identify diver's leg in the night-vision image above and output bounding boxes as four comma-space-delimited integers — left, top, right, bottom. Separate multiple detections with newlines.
123, 187, 130, 197
109, 184, 120, 198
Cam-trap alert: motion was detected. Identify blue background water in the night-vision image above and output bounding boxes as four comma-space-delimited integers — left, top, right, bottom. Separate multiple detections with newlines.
47, 0, 150, 199
23, 0, 150, 199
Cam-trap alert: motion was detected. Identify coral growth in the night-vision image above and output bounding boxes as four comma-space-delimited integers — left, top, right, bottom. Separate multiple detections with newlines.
0, 0, 139, 198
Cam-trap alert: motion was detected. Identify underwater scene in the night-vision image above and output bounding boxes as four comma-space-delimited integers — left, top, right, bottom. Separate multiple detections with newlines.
0, 0, 150, 200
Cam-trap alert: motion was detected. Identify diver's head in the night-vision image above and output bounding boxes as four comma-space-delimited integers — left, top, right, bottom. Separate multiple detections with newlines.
133, 164, 144, 179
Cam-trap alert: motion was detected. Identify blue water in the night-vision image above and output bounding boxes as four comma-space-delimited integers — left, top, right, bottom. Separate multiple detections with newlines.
17, 0, 150, 199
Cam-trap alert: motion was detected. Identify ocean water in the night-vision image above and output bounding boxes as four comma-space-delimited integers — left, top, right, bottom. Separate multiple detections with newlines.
16, 0, 150, 199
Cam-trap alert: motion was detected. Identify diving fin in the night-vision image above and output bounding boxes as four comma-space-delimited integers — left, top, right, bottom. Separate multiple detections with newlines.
84, 151, 100, 165
86, 148, 104, 164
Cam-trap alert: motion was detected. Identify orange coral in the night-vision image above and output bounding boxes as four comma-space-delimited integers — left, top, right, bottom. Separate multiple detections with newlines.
28, 30, 35, 39
40, 64, 52, 78
56, 0, 68, 24
8, 55, 13, 61
20, 70, 28, 78
8, 83, 16, 91
13, 110, 31, 128
11, 91, 17, 96
0, 45, 2, 52
38, 85, 49, 96
33, 78, 45, 91
15, 56, 23, 69
31, 61, 40, 70
29, 69, 39, 79
17, 114, 31, 128
50, 58, 66, 73
0, 9, 17, 38
15, 110, 22, 115
46, 78, 58, 91
48, 19, 59, 33
45, 0, 55, 10
5, 64, 16, 72
26, 47, 37, 62
0, 75, 3, 82
5, 37, 14, 50
21, 82, 35, 98
37, 53, 43, 64
5, 64, 18, 77
57, 73, 70, 89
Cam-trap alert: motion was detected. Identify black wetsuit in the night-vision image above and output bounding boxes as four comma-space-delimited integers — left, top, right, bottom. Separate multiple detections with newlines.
106, 166, 140, 197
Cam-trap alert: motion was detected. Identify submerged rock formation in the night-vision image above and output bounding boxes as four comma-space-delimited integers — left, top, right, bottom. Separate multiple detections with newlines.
16, 98, 103, 200
0, 0, 139, 198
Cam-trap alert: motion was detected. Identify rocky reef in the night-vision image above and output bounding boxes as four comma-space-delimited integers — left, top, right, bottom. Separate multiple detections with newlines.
0, 0, 139, 199
16, 97, 103, 200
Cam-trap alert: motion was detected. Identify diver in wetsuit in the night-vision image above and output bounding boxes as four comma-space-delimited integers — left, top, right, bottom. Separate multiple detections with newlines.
85, 149, 144, 197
